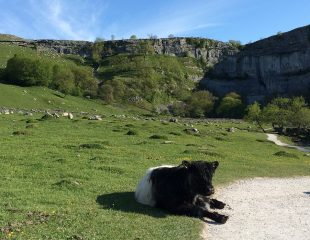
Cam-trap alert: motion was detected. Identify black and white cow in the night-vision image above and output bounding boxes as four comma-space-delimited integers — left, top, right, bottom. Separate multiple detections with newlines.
135, 160, 228, 223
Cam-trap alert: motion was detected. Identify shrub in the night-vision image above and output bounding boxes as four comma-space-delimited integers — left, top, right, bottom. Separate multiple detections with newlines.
79, 143, 104, 149
274, 151, 299, 159
126, 130, 138, 135
185, 91, 216, 118
216, 92, 245, 118
5, 55, 51, 86
51, 65, 75, 96
149, 135, 168, 140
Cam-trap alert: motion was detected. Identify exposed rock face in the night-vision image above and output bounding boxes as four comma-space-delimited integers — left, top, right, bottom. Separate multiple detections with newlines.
101, 38, 238, 66
200, 25, 310, 103
34, 40, 93, 57
1, 38, 238, 67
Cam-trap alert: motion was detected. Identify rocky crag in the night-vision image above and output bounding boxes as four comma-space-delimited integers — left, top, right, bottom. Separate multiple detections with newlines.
0, 37, 238, 67
200, 25, 310, 103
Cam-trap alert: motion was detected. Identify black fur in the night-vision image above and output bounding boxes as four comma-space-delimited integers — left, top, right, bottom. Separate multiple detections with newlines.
149, 160, 228, 223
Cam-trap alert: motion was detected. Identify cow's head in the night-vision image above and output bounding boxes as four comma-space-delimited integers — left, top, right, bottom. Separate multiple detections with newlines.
182, 160, 219, 196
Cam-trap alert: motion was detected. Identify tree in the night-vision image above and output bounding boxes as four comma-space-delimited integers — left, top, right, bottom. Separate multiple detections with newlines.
71, 66, 98, 97
98, 84, 114, 103
130, 35, 137, 39
228, 40, 243, 50
168, 34, 175, 38
95, 37, 105, 42
216, 92, 245, 118
51, 65, 75, 96
244, 102, 265, 132
5, 55, 51, 87
186, 91, 216, 118
91, 41, 104, 64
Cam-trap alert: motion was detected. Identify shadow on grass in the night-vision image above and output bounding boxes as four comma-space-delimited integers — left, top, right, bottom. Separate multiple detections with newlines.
96, 191, 167, 218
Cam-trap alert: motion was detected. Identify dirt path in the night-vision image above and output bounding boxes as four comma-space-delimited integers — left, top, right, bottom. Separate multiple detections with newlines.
202, 177, 310, 240
267, 133, 310, 152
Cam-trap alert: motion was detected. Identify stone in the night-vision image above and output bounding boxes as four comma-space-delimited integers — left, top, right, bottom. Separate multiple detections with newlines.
68, 113, 74, 120
228, 127, 235, 132
88, 115, 102, 121
169, 118, 178, 123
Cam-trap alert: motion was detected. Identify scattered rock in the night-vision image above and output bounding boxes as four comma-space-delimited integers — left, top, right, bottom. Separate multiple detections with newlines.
169, 118, 178, 123
88, 115, 102, 121
41, 112, 59, 120
227, 127, 236, 132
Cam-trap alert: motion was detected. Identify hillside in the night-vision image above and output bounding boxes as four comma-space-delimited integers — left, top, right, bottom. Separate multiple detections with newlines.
0, 33, 24, 41
0, 83, 147, 116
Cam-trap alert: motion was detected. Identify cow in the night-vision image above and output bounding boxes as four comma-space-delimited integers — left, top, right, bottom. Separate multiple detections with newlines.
135, 160, 228, 223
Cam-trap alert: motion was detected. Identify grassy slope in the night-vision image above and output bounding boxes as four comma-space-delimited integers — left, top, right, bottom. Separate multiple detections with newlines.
0, 106, 309, 239
0, 34, 24, 41
0, 83, 146, 115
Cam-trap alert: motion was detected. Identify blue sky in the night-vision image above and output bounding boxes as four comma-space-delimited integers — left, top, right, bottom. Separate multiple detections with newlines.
0, 0, 309, 43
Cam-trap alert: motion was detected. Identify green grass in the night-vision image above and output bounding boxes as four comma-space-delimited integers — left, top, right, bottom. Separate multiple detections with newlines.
0, 110, 309, 239
0, 42, 88, 70
0, 83, 148, 115
0, 34, 24, 41
0, 43, 35, 68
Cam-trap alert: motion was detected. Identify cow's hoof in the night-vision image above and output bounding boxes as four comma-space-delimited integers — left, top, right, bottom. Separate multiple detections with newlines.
216, 202, 226, 209
218, 215, 228, 224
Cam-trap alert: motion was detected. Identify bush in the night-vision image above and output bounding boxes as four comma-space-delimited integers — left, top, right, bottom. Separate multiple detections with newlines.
51, 65, 75, 95
149, 135, 168, 140
5, 55, 51, 86
185, 91, 216, 118
216, 92, 245, 118
126, 130, 138, 135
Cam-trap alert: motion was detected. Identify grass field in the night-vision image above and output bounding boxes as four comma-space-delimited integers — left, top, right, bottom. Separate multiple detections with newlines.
0, 86, 309, 239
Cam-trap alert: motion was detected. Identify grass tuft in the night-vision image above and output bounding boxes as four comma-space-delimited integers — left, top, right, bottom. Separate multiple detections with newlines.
274, 151, 299, 159
149, 134, 168, 140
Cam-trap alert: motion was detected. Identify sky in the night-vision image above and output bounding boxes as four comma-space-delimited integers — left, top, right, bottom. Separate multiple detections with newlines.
0, 0, 310, 43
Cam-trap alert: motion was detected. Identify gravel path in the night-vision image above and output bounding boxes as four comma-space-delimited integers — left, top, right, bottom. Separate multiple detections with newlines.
202, 177, 310, 240
267, 133, 310, 152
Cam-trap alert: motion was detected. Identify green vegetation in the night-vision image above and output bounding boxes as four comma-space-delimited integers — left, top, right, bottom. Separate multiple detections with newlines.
228, 40, 243, 50
0, 33, 23, 41
0, 101, 309, 239
185, 90, 216, 118
245, 97, 310, 140
216, 92, 245, 118
97, 54, 202, 105
3, 54, 98, 97
0, 83, 148, 115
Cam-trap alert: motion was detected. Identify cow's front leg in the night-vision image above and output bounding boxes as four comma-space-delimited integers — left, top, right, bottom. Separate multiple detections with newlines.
205, 211, 229, 224
170, 202, 208, 218
209, 198, 226, 209
194, 195, 226, 209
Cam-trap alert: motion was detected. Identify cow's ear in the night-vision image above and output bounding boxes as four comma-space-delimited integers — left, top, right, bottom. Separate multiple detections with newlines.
182, 160, 191, 168
212, 161, 219, 169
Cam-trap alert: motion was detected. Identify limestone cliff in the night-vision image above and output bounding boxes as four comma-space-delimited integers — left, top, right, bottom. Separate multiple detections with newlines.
200, 25, 310, 103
